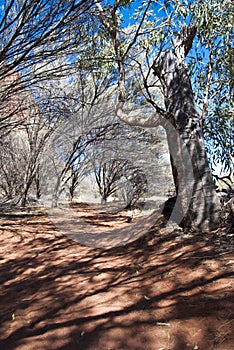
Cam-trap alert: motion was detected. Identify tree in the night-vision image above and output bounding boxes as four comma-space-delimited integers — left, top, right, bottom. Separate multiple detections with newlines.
0, 0, 95, 134
185, 0, 233, 174
0, 103, 54, 206
94, 0, 223, 230
152, 26, 221, 229
20, 109, 54, 206
120, 163, 148, 209
88, 119, 169, 207
0, 132, 25, 201
93, 158, 126, 204
35, 62, 122, 206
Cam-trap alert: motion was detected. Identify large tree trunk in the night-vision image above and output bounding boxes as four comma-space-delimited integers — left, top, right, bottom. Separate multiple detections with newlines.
165, 119, 221, 230
154, 28, 221, 230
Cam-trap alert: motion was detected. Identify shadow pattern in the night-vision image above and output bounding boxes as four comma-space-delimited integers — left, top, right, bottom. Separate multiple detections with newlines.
0, 207, 233, 350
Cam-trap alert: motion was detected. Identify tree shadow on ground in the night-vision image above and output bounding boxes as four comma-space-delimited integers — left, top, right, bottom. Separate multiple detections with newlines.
0, 207, 233, 350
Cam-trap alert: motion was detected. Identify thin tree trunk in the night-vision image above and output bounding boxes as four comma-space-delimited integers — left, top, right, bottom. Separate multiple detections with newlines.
21, 183, 30, 207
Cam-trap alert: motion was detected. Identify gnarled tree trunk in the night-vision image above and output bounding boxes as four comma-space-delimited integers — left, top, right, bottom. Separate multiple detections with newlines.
153, 26, 221, 230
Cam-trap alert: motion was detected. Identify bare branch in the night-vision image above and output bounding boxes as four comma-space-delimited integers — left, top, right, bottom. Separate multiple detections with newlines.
123, 0, 152, 59
116, 103, 163, 127
201, 47, 213, 122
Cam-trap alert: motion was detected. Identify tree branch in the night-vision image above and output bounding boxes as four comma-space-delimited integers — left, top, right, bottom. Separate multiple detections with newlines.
116, 102, 163, 127
174, 24, 197, 59
201, 46, 213, 122
123, 0, 152, 59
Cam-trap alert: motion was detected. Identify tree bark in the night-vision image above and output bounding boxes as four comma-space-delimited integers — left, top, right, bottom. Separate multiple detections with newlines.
153, 27, 221, 230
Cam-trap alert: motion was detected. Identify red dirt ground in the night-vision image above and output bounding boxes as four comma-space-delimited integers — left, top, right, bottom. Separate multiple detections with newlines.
0, 202, 233, 350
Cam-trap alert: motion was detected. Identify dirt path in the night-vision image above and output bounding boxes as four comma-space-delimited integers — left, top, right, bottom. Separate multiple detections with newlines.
0, 203, 233, 350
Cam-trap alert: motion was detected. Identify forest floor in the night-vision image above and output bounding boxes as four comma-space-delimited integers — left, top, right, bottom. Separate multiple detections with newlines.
0, 201, 233, 350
